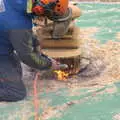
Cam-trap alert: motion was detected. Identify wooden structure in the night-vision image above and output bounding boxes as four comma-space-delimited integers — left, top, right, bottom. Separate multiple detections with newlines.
37, 5, 83, 74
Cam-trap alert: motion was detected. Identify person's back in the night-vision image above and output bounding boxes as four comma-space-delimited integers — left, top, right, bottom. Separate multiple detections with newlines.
0, 0, 51, 102
0, 0, 68, 102
0, 0, 32, 55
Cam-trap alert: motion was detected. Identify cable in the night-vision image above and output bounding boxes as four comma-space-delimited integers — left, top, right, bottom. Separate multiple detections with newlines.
33, 72, 40, 120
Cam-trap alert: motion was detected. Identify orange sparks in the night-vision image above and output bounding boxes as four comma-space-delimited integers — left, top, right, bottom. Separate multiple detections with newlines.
54, 70, 69, 81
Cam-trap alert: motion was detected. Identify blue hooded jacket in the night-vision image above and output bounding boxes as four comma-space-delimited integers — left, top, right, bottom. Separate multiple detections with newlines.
0, 0, 32, 55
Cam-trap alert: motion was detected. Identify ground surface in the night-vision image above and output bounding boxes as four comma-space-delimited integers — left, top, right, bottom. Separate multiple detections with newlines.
0, 3, 120, 120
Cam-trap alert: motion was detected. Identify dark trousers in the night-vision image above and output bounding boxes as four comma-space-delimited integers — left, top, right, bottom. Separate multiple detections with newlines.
0, 53, 26, 102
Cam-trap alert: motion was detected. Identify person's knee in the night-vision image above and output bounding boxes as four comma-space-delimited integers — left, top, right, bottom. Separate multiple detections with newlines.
5, 88, 27, 102
0, 90, 27, 102
13, 88, 27, 102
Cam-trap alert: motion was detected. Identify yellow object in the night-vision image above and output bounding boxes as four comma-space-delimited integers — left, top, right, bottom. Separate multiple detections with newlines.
54, 70, 69, 81
27, 0, 33, 13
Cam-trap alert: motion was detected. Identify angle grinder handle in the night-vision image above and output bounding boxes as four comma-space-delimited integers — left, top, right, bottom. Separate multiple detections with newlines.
58, 64, 68, 70
50, 58, 68, 70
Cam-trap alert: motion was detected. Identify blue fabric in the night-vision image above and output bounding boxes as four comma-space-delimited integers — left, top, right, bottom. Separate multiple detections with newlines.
0, 0, 32, 30
0, 0, 32, 55
0, 31, 13, 55
0, 53, 26, 102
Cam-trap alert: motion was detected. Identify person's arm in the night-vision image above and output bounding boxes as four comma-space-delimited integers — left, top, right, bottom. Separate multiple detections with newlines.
9, 29, 52, 70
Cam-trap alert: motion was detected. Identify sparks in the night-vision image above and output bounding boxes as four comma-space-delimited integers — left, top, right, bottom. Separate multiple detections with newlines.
54, 70, 69, 81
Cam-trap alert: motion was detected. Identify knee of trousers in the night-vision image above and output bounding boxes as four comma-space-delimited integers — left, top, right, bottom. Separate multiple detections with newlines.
0, 87, 27, 102
0, 84, 27, 102
15, 89, 27, 102
11, 87, 27, 102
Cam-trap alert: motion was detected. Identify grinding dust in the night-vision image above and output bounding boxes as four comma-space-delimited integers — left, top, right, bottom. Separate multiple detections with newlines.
69, 28, 120, 87
113, 113, 120, 120
30, 27, 120, 119
37, 27, 120, 89
21, 25, 120, 120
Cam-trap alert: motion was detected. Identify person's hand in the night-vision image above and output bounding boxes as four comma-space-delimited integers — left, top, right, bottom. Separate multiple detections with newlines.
50, 58, 68, 71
